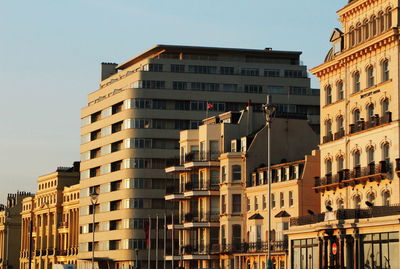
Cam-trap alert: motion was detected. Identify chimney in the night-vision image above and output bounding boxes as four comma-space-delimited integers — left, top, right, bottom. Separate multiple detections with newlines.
101, 62, 118, 81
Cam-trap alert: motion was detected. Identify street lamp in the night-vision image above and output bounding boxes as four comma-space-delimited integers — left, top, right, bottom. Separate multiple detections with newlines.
90, 191, 99, 269
263, 95, 275, 269
134, 248, 139, 269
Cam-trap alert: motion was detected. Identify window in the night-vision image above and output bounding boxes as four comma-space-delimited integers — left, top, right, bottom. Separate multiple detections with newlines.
280, 192, 284, 208
326, 159, 332, 175
354, 151, 361, 167
254, 196, 259, 210
382, 98, 389, 114
247, 197, 250, 211
353, 195, 361, 209
90, 148, 101, 159
111, 140, 123, 152
382, 143, 390, 163
367, 147, 375, 164
379, 60, 389, 82
337, 116, 344, 131
353, 109, 361, 123
337, 156, 344, 172
232, 165, 241, 181
371, 15, 377, 36
367, 66, 375, 87
91, 111, 101, 123
111, 121, 123, 133
241, 68, 259, 76
382, 191, 390, 206
220, 66, 234, 75
232, 225, 241, 246
326, 120, 332, 135
232, 194, 241, 213
244, 84, 263, 93
337, 199, 344, 209
367, 192, 376, 204
337, 81, 344, 100
367, 104, 375, 121
188, 65, 217, 74
221, 166, 227, 182
353, 72, 360, 93
289, 191, 294, 207
363, 19, 370, 40
262, 195, 267, 209
171, 64, 184, 73
349, 27, 355, 47
356, 23, 362, 43
271, 194, 276, 208
172, 81, 187, 90
264, 69, 280, 77
221, 195, 226, 214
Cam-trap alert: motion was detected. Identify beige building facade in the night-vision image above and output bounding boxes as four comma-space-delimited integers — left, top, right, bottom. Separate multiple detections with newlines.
165, 106, 320, 269
287, 0, 400, 268
0, 192, 33, 269
79, 45, 320, 268
20, 163, 80, 269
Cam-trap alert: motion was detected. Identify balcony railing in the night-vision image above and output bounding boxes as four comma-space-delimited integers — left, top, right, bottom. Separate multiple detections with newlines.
334, 129, 345, 140
184, 151, 220, 163
290, 204, 400, 226
220, 240, 288, 253
181, 244, 220, 255
349, 112, 391, 135
314, 161, 390, 190
323, 132, 333, 143
183, 212, 219, 223
165, 185, 180, 195
166, 157, 180, 167
184, 181, 219, 192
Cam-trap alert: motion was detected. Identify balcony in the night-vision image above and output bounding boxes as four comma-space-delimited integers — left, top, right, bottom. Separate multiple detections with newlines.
181, 213, 219, 228
322, 132, 333, 143
165, 157, 188, 173
183, 181, 219, 197
349, 112, 392, 135
290, 204, 400, 227
220, 240, 288, 254
165, 186, 186, 201
314, 161, 390, 192
182, 151, 220, 169
334, 129, 345, 140
181, 244, 220, 255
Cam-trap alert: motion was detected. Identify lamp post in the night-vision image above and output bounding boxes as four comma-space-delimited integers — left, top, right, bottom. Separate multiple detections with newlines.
90, 191, 99, 269
134, 248, 139, 269
263, 95, 275, 269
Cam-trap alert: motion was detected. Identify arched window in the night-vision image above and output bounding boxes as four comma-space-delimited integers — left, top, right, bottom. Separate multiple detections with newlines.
337, 81, 344, 100
326, 120, 332, 135
353, 109, 360, 123
353, 194, 361, 209
353, 151, 361, 168
337, 116, 344, 132
378, 11, 385, 33
367, 103, 374, 121
326, 159, 332, 175
382, 59, 389, 82
326, 85, 332, 105
367, 147, 375, 164
367, 192, 376, 204
337, 199, 344, 210
381, 98, 389, 114
337, 156, 344, 172
382, 143, 390, 163
353, 71, 360, 92
349, 26, 355, 47
382, 190, 390, 206
386, 8, 392, 30
356, 23, 362, 43
363, 19, 370, 40
367, 66, 374, 87
371, 15, 377, 36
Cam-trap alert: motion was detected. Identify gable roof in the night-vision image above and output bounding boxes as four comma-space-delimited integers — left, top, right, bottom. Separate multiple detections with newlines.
248, 213, 264, 220
330, 28, 344, 42
275, 210, 291, 218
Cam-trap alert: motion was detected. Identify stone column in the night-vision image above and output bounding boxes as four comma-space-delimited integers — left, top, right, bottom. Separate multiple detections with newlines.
353, 233, 359, 269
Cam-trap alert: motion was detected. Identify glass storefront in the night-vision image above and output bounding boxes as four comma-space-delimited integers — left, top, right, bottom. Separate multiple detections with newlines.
291, 238, 319, 269
361, 232, 399, 269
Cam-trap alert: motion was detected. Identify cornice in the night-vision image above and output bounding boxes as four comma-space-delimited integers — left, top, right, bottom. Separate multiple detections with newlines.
338, 0, 378, 19
311, 29, 398, 77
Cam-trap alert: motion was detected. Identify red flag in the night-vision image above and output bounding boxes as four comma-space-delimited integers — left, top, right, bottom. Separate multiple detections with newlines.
144, 220, 150, 245
207, 102, 214, 110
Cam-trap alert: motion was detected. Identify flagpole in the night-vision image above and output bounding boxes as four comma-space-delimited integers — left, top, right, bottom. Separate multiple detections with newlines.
163, 213, 167, 269
156, 215, 159, 269
206, 102, 209, 119
171, 211, 175, 269
148, 216, 151, 269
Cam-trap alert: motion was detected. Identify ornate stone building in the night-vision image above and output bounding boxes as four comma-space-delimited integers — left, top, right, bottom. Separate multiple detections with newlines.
288, 0, 400, 268
20, 163, 80, 269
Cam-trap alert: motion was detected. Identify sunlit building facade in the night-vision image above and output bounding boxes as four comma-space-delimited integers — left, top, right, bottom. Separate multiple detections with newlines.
20, 163, 80, 269
288, 0, 400, 268
78, 45, 320, 268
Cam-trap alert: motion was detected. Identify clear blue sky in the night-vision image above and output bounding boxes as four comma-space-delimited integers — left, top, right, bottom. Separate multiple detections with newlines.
0, 0, 346, 202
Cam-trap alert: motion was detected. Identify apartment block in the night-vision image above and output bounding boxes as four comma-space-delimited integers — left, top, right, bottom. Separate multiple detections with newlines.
78, 45, 319, 268
0, 191, 33, 269
20, 163, 80, 269
287, 0, 400, 268
165, 106, 320, 269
